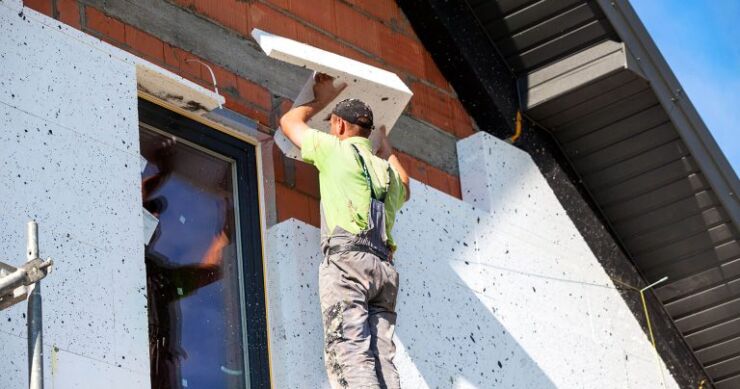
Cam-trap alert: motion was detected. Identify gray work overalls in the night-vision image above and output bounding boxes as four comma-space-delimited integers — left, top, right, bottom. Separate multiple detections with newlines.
318, 145, 401, 389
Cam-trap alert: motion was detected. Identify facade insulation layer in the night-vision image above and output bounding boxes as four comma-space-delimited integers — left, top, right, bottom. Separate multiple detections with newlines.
0, 1, 689, 388
0, 2, 149, 387
267, 133, 680, 388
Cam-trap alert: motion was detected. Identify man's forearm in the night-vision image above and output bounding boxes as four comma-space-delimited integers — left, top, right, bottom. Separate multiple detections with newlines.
288, 101, 323, 123
280, 102, 324, 148
280, 72, 344, 148
379, 147, 410, 201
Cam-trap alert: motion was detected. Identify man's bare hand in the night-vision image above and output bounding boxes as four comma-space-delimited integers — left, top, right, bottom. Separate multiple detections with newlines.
311, 73, 346, 108
281, 73, 346, 148
374, 125, 393, 159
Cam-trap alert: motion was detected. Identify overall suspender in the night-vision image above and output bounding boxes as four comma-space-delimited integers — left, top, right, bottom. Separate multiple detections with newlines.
326, 144, 391, 260
351, 144, 385, 201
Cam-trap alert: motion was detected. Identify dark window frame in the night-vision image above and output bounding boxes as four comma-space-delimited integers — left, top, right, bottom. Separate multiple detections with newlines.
138, 98, 271, 388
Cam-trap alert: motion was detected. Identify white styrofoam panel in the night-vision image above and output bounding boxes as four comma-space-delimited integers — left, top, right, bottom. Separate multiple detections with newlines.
48, 345, 150, 389
457, 132, 680, 388
0, 337, 147, 389
0, 107, 143, 255
0, 4, 149, 388
263, 131, 681, 388
264, 221, 329, 389
0, 6, 139, 156
3, 0, 22, 11
136, 61, 225, 114
0, 331, 26, 388
0, 230, 147, 371
251, 28, 412, 160
458, 133, 585, 245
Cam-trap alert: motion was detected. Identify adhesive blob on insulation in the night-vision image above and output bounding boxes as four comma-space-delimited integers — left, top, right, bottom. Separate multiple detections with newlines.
251, 28, 413, 160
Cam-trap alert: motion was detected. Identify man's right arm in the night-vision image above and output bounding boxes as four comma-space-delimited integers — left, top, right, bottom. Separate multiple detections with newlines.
279, 73, 345, 149
279, 105, 315, 149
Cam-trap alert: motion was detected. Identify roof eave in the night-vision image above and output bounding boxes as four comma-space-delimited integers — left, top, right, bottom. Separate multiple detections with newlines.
595, 0, 740, 229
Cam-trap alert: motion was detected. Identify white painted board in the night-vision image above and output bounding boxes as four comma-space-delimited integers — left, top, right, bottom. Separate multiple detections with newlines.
251, 28, 413, 160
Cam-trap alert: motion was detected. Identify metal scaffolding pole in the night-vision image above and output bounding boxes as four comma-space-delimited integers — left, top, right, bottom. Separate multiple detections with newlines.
0, 267, 27, 295
1, 221, 52, 389
27, 221, 43, 389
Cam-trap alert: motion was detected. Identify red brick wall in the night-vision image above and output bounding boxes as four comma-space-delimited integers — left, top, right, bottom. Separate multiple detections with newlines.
25, 0, 471, 227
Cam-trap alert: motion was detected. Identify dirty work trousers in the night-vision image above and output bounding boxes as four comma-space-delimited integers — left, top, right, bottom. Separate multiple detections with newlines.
319, 250, 401, 389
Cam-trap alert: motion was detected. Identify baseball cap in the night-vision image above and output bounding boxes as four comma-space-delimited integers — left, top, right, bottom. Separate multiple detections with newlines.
331, 98, 374, 130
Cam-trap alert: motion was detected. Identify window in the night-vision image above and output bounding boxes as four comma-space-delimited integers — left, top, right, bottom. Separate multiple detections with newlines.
138, 99, 269, 389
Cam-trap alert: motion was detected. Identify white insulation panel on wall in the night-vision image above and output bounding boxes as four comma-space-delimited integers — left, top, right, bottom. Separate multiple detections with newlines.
0, 3, 148, 388
264, 132, 680, 388
252, 28, 412, 160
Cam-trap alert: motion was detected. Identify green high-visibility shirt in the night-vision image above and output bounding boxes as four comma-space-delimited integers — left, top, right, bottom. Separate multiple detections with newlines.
301, 128, 407, 251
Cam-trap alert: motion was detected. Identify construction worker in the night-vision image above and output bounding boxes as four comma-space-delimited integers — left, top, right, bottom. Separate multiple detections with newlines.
280, 72, 410, 389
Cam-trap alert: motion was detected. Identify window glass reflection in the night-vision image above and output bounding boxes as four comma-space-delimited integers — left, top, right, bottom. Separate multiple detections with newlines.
140, 126, 247, 389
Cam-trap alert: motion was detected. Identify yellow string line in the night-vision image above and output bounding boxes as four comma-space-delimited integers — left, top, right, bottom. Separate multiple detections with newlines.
611, 278, 639, 291
641, 290, 666, 387
611, 277, 668, 387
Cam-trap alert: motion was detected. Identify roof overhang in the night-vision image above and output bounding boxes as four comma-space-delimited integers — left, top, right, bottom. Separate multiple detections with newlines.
520, 40, 644, 112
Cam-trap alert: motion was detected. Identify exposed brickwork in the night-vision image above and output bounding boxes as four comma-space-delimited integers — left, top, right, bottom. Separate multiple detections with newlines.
378, 26, 426, 80
272, 143, 286, 183
334, 1, 379, 55
34, 0, 470, 228
423, 51, 449, 90
85, 6, 126, 43
296, 23, 342, 56
23, 0, 52, 15
308, 196, 321, 227
124, 25, 164, 63
451, 98, 476, 138
426, 165, 451, 195
193, 0, 250, 35
294, 160, 320, 199
237, 77, 272, 112
346, 0, 400, 24
162, 43, 181, 71
56, 0, 80, 28
250, 2, 297, 40
409, 81, 453, 135
275, 182, 313, 224
288, 0, 337, 35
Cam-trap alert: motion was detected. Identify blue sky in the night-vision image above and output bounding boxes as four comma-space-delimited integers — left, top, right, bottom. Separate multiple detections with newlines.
631, 0, 739, 175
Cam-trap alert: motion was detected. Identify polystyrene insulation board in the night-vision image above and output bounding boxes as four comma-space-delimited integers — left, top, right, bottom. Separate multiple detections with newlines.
136, 62, 225, 114
251, 28, 413, 160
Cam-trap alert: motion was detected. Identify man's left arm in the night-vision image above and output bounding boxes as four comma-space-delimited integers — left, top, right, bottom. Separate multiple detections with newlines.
375, 126, 410, 201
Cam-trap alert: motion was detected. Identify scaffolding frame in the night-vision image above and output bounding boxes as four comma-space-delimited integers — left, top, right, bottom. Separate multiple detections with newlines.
0, 221, 53, 389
